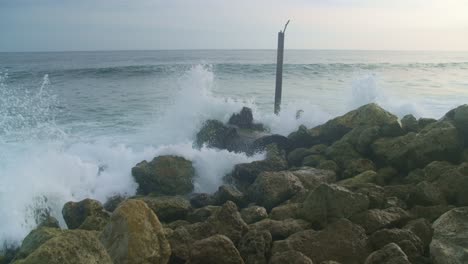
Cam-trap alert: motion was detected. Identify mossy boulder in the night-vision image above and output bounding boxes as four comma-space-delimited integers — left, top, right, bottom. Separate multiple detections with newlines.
338, 170, 377, 187
237, 230, 272, 264
299, 184, 369, 228
138, 195, 191, 222
188, 235, 244, 264
372, 121, 463, 171
289, 167, 336, 190
99, 199, 171, 264
364, 243, 410, 264
240, 206, 268, 224
401, 114, 419, 133
195, 119, 238, 149
132, 155, 195, 195
15, 227, 63, 260
13, 230, 112, 264
249, 218, 311, 240
288, 103, 401, 148
350, 207, 410, 234
62, 198, 109, 230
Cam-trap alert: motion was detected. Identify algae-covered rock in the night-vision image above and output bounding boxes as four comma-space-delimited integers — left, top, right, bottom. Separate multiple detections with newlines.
403, 218, 433, 250
372, 121, 462, 171
433, 162, 468, 206
430, 207, 468, 264
401, 114, 419, 133
138, 195, 191, 222
16, 227, 63, 260
444, 104, 468, 136
272, 219, 370, 264
269, 250, 314, 264
288, 103, 401, 148
228, 107, 254, 129
248, 171, 304, 210
287, 147, 316, 167
188, 235, 244, 264
99, 199, 171, 264
62, 198, 109, 230
237, 230, 272, 264
214, 184, 247, 207
195, 119, 238, 149
132, 155, 195, 195
249, 218, 311, 240
187, 205, 221, 223
370, 229, 424, 259
350, 207, 410, 234
13, 230, 112, 264
240, 206, 268, 224
290, 167, 336, 190
300, 184, 369, 227
270, 203, 301, 220
342, 159, 376, 179
338, 170, 377, 187
364, 243, 410, 264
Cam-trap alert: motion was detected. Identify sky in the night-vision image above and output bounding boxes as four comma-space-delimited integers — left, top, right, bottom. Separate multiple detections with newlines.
1, 0, 468, 52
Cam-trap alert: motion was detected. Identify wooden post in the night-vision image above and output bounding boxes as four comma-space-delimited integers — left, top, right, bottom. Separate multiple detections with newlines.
274, 20, 290, 115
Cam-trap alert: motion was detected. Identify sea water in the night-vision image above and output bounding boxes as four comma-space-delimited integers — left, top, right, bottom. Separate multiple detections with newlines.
1, 50, 468, 247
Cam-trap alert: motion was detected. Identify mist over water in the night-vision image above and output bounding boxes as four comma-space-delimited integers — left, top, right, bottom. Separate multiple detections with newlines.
1, 50, 468, 247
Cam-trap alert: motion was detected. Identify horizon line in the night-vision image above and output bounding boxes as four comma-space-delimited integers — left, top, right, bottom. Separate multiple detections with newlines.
2, 48, 468, 53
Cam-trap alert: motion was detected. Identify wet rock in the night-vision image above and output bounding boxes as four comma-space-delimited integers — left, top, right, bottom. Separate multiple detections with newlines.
78, 215, 109, 231
401, 114, 419, 133
187, 205, 220, 223
232, 144, 287, 189
139, 195, 191, 222
364, 243, 410, 264
269, 250, 314, 264
249, 218, 311, 240
350, 207, 410, 234
37, 216, 60, 229
301, 154, 326, 167
195, 119, 238, 149
210, 201, 249, 244
342, 159, 376, 179
338, 170, 377, 187
250, 134, 289, 154
103, 195, 126, 212
214, 184, 247, 207
62, 198, 109, 230
288, 103, 401, 148
287, 147, 316, 167
99, 199, 171, 264
15, 227, 63, 260
240, 206, 268, 224
188, 235, 244, 264
132, 155, 195, 195
289, 167, 336, 190
272, 219, 370, 264
433, 162, 468, 206
403, 218, 433, 250
409, 204, 455, 222
299, 184, 369, 228
370, 229, 424, 259
372, 121, 462, 171
325, 140, 361, 170
408, 181, 445, 206
346, 183, 386, 209
248, 171, 304, 210
228, 107, 254, 129
14, 230, 112, 264
238, 230, 272, 264
189, 193, 216, 208
418, 118, 436, 129
270, 203, 301, 220
430, 207, 468, 264
444, 104, 468, 136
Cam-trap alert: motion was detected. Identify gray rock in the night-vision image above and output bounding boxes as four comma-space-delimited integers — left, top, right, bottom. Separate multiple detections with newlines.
364, 243, 410, 264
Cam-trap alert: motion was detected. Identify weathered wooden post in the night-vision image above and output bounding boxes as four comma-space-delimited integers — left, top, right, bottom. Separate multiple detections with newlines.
274, 20, 290, 115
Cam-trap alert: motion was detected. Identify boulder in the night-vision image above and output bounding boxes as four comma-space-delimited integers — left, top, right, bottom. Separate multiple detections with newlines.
287, 148, 316, 167
62, 198, 109, 230
13, 230, 112, 264
369, 229, 424, 259
99, 199, 171, 264
103, 195, 126, 212
346, 183, 386, 209
269, 250, 314, 264
418, 118, 436, 129
189, 193, 216, 208
371, 121, 462, 171
364, 243, 410, 264
228, 107, 254, 129
408, 181, 445, 206
78, 215, 109, 231
270, 203, 301, 220
237, 230, 272, 264
214, 185, 247, 207
409, 205, 455, 222
131, 155, 195, 195
318, 160, 339, 173
290, 167, 336, 189
208, 201, 249, 244
433, 163, 468, 206
232, 144, 287, 189
299, 184, 369, 228
430, 207, 468, 264
248, 171, 304, 210
138, 195, 191, 222
403, 218, 433, 250
288, 103, 401, 148
249, 218, 311, 240
350, 207, 410, 234
15, 227, 63, 260
401, 114, 419, 133
188, 235, 244, 264
240, 206, 268, 224
325, 140, 361, 169
272, 219, 370, 264
249, 134, 289, 154
342, 159, 376, 179
444, 104, 468, 137
338, 170, 377, 187
187, 205, 220, 223
301, 154, 326, 167
195, 119, 238, 149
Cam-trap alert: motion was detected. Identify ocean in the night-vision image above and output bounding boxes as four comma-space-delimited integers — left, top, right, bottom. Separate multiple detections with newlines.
1, 49, 468, 246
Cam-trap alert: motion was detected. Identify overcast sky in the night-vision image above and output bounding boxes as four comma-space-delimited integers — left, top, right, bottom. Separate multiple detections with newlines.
1, 0, 468, 51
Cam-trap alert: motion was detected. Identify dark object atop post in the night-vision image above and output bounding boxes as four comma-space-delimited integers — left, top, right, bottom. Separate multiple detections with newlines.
274, 20, 290, 115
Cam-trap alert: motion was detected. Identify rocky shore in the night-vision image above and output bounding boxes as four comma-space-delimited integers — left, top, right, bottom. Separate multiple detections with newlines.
2, 103, 468, 264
